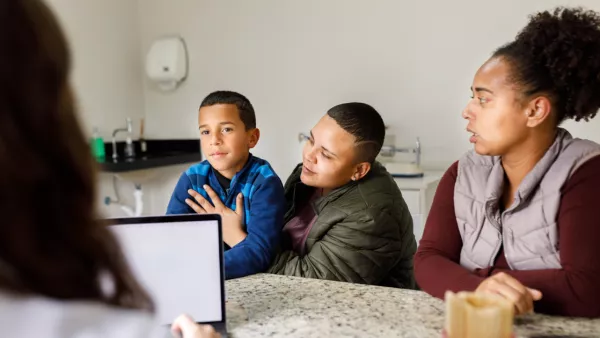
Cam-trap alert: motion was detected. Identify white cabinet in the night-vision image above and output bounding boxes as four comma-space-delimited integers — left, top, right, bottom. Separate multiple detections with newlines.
394, 172, 442, 245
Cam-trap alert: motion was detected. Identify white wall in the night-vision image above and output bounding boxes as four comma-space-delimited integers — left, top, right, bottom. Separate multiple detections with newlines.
46, 0, 146, 217
47, 0, 600, 216
139, 0, 600, 178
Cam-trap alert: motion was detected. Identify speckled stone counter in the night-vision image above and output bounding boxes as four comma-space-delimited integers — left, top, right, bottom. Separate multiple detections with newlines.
225, 274, 600, 338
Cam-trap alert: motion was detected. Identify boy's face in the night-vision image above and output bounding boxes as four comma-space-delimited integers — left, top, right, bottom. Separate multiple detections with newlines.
198, 104, 259, 179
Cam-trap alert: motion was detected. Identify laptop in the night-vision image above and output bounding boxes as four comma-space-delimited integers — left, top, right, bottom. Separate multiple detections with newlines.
106, 214, 228, 338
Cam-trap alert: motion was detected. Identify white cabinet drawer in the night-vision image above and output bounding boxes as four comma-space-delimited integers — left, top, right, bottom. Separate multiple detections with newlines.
394, 172, 442, 247
400, 189, 420, 215
412, 214, 424, 245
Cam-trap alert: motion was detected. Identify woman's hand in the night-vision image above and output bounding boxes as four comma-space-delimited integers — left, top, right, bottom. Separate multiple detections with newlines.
171, 314, 221, 338
476, 272, 542, 315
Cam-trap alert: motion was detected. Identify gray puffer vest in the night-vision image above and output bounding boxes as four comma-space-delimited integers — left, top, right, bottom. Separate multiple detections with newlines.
455, 128, 600, 270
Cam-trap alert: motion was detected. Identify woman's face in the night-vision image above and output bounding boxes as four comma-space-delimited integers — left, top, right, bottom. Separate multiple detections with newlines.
463, 57, 531, 156
300, 115, 359, 190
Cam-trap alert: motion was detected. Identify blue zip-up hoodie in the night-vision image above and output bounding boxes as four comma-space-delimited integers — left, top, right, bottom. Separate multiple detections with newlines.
166, 154, 285, 279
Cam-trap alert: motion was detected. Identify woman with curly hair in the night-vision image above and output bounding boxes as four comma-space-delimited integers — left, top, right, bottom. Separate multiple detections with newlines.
414, 7, 600, 318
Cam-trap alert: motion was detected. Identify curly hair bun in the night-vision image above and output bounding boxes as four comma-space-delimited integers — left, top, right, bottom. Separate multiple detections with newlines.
496, 7, 600, 122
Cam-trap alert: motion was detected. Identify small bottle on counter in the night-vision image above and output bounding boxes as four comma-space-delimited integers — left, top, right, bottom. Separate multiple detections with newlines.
124, 137, 135, 158
90, 127, 105, 160
139, 118, 147, 154
124, 118, 135, 158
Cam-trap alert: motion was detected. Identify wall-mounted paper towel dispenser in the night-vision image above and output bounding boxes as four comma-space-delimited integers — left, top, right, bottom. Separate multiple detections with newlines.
145, 36, 188, 91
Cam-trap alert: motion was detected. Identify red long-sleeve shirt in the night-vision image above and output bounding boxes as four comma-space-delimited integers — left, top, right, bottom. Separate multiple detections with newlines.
414, 156, 600, 318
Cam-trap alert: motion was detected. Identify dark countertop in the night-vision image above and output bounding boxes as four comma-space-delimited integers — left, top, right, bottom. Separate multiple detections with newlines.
97, 139, 201, 173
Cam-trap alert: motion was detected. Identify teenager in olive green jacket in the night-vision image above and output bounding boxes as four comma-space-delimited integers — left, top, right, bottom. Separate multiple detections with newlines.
268, 103, 417, 288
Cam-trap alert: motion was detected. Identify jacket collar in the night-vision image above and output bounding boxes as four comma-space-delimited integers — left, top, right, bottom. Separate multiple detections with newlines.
484, 129, 569, 206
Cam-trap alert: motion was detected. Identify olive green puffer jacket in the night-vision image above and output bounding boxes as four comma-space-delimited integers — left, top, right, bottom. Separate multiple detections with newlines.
268, 162, 417, 288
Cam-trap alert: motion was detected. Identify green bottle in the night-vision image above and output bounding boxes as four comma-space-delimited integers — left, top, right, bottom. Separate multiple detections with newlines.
91, 127, 106, 161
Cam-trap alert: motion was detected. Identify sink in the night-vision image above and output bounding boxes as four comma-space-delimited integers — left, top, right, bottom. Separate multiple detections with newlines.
98, 139, 201, 173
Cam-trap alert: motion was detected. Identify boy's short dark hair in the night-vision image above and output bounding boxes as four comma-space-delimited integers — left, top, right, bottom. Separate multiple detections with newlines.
199, 91, 256, 130
327, 102, 385, 164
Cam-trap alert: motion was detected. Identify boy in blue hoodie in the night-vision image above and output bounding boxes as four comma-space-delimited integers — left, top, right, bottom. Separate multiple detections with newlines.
166, 91, 285, 279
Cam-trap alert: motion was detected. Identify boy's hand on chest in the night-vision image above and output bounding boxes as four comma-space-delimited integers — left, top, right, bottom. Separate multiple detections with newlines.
185, 185, 247, 247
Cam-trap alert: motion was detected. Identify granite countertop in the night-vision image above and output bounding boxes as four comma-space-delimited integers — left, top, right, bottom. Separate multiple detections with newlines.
225, 274, 600, 338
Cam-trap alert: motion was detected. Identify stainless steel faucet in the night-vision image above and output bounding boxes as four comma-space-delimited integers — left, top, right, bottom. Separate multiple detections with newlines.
112, 118, 133, 160
379, 137, 421, 166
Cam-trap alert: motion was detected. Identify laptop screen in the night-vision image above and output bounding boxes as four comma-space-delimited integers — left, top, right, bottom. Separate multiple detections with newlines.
108, 215, 224, 325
